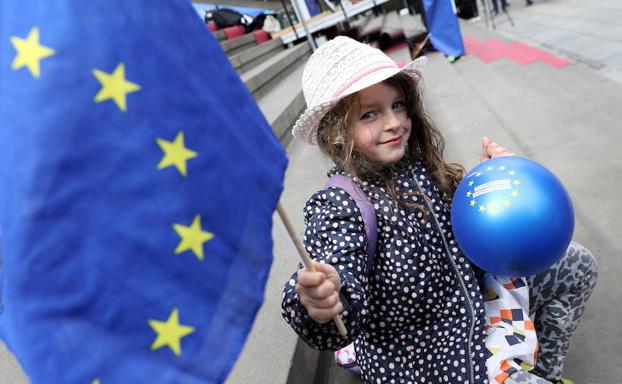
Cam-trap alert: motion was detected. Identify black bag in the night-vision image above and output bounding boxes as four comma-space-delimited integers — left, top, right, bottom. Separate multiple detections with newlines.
245, 13, 267, 32
210, 9, 244, 28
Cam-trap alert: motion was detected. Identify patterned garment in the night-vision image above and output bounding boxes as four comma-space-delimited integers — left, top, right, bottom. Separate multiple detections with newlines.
282, 162, 490, 384
483, 275, 538, 383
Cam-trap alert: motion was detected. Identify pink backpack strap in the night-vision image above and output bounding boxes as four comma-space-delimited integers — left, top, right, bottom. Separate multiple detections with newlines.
324, 175, 377, 267
325, 175, 376, 376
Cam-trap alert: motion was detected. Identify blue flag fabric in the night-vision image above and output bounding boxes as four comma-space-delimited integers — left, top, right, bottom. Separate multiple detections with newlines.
423, 0, 465, 57
0, 1, 287, 383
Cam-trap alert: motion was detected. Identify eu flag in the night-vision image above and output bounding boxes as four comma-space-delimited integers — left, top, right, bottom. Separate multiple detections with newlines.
422, 0, 465, 58
0, 1, 287, 383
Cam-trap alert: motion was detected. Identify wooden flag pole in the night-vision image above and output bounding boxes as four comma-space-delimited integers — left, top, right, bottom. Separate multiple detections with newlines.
411, 34, 430, 60
276, 202, 348, 337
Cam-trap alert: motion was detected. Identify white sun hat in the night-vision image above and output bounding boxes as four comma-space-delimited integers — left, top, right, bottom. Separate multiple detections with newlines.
292, 35, 427, 145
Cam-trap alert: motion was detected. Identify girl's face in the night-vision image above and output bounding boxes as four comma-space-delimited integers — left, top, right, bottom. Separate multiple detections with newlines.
350, 82, 411, 164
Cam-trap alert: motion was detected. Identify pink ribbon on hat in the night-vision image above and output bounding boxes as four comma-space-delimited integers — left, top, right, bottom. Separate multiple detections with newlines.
332, 64, 399, 98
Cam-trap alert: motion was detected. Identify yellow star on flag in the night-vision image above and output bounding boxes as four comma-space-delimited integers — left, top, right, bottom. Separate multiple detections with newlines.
470, 199, 476, 207
487, 166, 493, 171
479, 205, 486, 212
513, 179, 521, 186
468, 180, 474, 186
511, 190, 519, 197
10, 27, 55, 78
475, 172, 482, 177
466, 191, 472, 197
509, 170, 516, 176
157, 132, 198, 177
173, 214, 214, 260
490, 203, 498, 213
499, 166, 506, 170
92, 380, 100, 384
149, 308, 195, 356
92, 63, 140, 111
503, 199, 511, 207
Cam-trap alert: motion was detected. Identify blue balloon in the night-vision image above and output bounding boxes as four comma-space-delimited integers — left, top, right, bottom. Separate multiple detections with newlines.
451, 156, 574, 277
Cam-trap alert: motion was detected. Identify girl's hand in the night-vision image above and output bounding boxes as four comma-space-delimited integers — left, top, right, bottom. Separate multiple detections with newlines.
295, 261, 343, 324
480, 136, 515, 162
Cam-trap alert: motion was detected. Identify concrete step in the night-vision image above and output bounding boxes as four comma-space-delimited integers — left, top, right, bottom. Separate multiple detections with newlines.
256, 59, 306, 141
212, 28, 226, 42
399, 13, 426, 38
452, 24, 622, 163
359, 11, 385, 40
380, 11, 402, 33
459, 21, 607, 90
229, 38, 284, 74
221, 32, 257, 56
344, 11, 374, 39
456, 56, 619, 142
241, 41, 311, 98
424, 45, 614, 164
458, 22, 622, 166
350, 11, 373, 30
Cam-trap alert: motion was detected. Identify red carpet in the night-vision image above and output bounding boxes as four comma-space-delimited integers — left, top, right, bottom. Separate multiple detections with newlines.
464, 36, 570, 68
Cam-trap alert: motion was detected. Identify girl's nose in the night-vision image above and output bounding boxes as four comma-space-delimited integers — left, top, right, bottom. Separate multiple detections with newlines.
384, 110, 401, 131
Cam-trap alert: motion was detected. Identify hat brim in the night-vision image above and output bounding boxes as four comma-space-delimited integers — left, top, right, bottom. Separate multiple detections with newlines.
292, 56, 427, 145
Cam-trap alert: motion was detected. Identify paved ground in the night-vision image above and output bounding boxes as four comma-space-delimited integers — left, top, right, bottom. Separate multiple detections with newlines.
1, 1, 621, 383
481, 0, 622, 84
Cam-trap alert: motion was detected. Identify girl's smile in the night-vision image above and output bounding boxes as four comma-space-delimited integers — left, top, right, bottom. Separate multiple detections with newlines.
381, 135, 403, 145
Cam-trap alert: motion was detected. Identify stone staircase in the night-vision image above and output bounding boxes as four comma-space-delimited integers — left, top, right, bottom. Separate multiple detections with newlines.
216, 27, 311, 143
230, 38, 283, 73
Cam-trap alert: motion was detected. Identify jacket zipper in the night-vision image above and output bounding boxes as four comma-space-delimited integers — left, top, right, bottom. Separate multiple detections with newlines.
414, 177, 476, 384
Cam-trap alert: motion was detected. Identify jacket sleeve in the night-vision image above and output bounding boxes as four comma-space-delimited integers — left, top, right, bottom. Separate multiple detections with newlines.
281, 187, 372, 351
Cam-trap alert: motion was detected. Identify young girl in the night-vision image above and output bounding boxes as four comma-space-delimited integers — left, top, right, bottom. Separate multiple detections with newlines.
281, 36, 597, 384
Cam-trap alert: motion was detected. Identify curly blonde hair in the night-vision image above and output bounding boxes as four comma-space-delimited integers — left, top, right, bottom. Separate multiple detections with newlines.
316, 72, 464, 209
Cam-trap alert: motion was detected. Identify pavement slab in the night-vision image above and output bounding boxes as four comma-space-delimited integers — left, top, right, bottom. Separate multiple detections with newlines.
487, 0, 622, 85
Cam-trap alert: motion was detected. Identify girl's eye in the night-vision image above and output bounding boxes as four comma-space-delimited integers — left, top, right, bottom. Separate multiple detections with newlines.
393, 100, 406, 110
361, 111, 376, 121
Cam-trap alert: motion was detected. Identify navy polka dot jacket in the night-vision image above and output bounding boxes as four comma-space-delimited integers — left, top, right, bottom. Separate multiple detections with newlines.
282, 162, 490, 384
